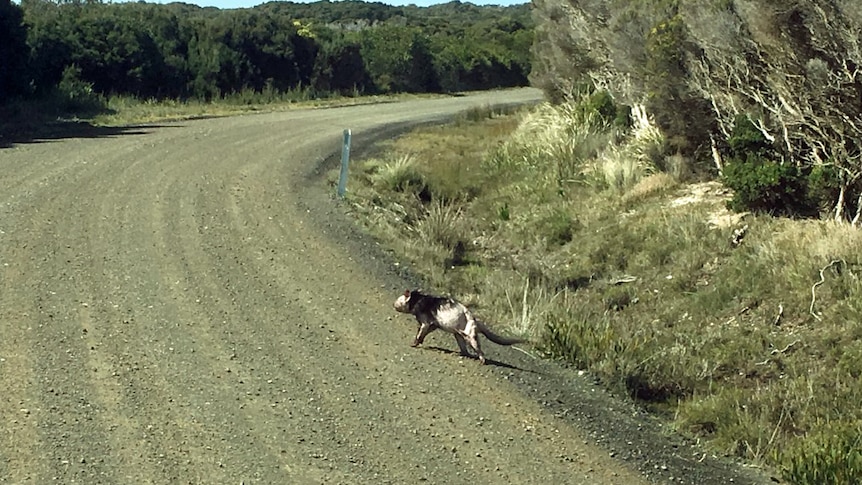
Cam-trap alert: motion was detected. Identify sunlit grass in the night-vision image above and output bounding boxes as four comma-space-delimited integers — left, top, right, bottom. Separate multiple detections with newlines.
93, 90, 435, 126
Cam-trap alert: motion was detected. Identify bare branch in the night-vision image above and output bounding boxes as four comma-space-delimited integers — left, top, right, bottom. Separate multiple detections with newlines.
773, 304, 784, 326
853, 193, 862, 226
810, 260, 845, 321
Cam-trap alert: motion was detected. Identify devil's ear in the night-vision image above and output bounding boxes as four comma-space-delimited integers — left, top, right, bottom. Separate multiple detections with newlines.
403, 289, 411, 298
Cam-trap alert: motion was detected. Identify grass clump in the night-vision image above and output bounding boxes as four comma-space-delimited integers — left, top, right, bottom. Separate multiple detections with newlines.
346, 94, 862, 484
368, 154, 428, 196
780, 422, 862, 485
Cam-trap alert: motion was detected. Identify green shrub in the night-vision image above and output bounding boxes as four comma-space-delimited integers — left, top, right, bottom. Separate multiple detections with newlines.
531, 208, 577, 247
806, 164, 862, 220
415, 200, 465, 250
602, 285, 636, 311
722, 116, 813, 216
541, 313, 617, 369
582, 89, 631, 129
727, 114, 775, 160
722, 155, 811, 215
55, 65, 107, 115
807, 164, 841, 215
498, 202, 510, 221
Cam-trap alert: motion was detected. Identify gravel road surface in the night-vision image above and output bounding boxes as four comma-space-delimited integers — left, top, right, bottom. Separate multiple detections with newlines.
0, 89, 778, 484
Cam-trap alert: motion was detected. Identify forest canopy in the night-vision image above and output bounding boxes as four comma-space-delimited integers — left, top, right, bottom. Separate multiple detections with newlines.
0, 0, 532, 103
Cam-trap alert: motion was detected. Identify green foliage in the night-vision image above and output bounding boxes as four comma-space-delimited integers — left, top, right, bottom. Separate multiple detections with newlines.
807, 164, 842, 215
722, 156, 810, 215
602, 285, 636, 312
542, 314, 618, 370
643, 13, 713, 155
530, 208, 577, 247
722, 117, 813, 216
583, 90, 630, 129
0, 0, 30, 103
357, 27, 440, 93
311, 36, 373, 95
54, 64, 106, 114
484, 99, 618, 193
780, 423, 862, 485
368, 155, 430, 201
498, 202, 510, 221
15, 0, 530, 104
727, 115, 774, 160
415, 200, 466, 251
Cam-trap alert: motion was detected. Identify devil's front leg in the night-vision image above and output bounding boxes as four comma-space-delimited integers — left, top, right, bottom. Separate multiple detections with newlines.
412, 321, 438, 347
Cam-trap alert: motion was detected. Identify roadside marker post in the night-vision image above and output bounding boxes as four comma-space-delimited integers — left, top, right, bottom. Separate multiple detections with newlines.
337, 129, 352, 198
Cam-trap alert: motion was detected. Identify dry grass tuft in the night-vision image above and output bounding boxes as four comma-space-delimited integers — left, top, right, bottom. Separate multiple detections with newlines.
623, 173, 679, 204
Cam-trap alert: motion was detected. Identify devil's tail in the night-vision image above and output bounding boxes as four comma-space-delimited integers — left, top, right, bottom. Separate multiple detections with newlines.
476, 320, 525, 346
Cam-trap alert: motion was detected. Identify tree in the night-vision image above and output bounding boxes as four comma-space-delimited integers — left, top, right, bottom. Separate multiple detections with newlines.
22, 0, 74, 95
16, 0, 531, 102
187, 10, 314, 98
358, 26, 415, 92
405, 32, 439, 93
312, 35, 373, 94
0, 0, 30, 102
121, 3, 192, 99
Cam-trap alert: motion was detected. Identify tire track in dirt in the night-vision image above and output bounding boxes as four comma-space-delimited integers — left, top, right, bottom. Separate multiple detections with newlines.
77, 128, 329, 483
0, 253, 43, 483
146, 147, 358, 483
1, 145, 146, 483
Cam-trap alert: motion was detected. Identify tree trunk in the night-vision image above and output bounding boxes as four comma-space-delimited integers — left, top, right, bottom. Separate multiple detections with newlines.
834, 184, 846, 222
852, 193, 862, 227
710, 135, 723, 176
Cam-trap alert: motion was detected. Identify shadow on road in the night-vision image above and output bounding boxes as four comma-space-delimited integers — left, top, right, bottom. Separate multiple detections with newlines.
0, 121, 174, 149
0, 119, 175, 149
423, 346, 537, 373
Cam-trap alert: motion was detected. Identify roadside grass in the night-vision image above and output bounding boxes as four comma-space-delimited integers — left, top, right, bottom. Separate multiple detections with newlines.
96, 90, 436, 126
1, 88, 437, 133
94, 89, 427, 126
343, 97, 862, 484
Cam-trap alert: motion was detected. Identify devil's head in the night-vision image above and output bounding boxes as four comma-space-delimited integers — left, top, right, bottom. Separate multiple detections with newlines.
393, 289, 415, 314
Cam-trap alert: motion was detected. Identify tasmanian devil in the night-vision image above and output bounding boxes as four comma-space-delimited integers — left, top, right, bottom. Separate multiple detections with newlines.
393, 289, 525, 364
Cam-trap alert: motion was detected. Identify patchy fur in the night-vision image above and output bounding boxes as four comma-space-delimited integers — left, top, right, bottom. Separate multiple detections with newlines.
394, 289, 524, 364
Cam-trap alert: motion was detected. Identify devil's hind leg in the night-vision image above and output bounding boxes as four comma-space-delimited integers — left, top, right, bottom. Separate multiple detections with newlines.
460, 331, 485, 364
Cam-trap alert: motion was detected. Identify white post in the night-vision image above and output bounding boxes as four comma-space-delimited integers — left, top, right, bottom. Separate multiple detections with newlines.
337, 129, 351, 198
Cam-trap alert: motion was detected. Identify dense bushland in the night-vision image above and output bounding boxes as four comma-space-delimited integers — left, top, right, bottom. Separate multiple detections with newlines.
0, 0, 531, 109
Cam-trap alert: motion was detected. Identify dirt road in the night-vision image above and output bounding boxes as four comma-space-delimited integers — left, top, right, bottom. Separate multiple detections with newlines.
0, 90, 775, 484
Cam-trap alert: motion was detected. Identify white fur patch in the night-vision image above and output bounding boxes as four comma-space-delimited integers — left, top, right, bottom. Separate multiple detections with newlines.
435, 302, 468, 328
393, 294, 410, 313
